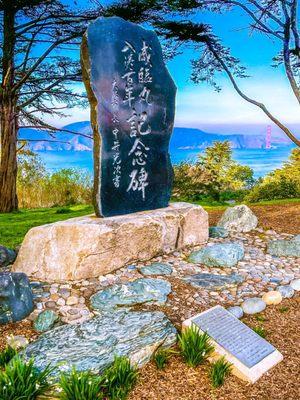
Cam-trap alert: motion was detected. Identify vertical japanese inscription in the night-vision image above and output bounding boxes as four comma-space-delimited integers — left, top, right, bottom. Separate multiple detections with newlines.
82, 16, 176, 217
120, 40, 153, 201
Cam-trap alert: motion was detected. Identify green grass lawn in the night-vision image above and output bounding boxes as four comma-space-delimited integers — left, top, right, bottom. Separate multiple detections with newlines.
0, 205, 93, 249
0, 199, 299, 249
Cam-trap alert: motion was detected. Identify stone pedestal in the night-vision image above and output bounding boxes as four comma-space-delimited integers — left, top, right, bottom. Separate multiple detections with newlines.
13, 202, 208, 282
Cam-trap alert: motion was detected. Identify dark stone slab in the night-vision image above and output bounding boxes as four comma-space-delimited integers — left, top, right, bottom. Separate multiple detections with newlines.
184, 273, 244, 290
82, 17, 176, 217
0, 272, 34, 324
0, 245, 16, 268
192, 306, 275, 368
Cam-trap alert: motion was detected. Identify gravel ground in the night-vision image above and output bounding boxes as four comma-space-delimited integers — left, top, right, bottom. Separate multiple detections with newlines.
130, 297, 300, 400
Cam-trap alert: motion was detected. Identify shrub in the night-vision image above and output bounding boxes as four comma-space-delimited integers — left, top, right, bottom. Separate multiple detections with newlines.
210, 356, 232, 388
246, 148, 300, 202
178, 326, 214, 367
153, 348, 174, 370
0, 357, 53, 400
0, 346, 18, 369
252, 326, 266, 338
102, 356, 138, 400
173, 141, 254, 202
59, 368, 104, 400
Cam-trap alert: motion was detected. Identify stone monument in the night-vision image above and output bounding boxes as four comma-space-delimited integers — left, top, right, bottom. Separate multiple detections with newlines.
13, 17, 208, 282
81, 16, 176, 217
183, 306, 283, 383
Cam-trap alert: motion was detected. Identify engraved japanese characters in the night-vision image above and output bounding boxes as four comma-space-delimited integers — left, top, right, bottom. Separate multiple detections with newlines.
81, 17, 176, 217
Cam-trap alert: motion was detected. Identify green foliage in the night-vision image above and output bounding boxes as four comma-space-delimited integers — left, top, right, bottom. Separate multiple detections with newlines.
210, 356, 232, 388
59, 368, 104, 400
255, 314, 266, 322
173, 141, 254, 202
153, 348, 174, 370
178, 326, 214, 367
0, 357, 53, 400
55, 207, 72, 214
102, 356, 139, 400
279, 306, 289, 313
246, 148, 300, 202
252, 326, 266, 338
0, 346, 18, 369
17, 149, 92, 209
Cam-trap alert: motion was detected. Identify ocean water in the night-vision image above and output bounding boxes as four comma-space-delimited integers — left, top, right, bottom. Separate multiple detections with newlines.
37, 145, 295, 179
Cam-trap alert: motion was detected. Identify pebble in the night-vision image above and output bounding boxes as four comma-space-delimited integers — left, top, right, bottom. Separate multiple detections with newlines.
241, 298, 266, 314
262, 291, 282, 305
278, 285, 294, 299
227, 306, 243, 319
290, 279, 300, 291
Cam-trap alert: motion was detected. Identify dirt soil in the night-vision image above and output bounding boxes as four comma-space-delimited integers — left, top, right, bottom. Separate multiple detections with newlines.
208, 203, 300, 234
130, 297, 300, 400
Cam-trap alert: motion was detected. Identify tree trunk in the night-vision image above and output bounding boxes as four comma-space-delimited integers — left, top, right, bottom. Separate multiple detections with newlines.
0, 99, 18, 212
0, 5, 18, 212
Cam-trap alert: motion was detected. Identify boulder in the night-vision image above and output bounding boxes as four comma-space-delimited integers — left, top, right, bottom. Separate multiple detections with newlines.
0, 272, 34, 324
267, 236, 300, 257
34, 310, 59, 332
184, 273, 244, 290
227, 306, 243, 319
140, 263, 173, 276
13, 202, 208, 282
24, 309, 177, 377
90, 278, 171, 311
241, 298, 266, 315
217, 205, 258, 232
262, 291, 282, 305
188, 242, 244, 268
209, 226, 229, 238
0, 245, 16, 268
277, 285, 294, 299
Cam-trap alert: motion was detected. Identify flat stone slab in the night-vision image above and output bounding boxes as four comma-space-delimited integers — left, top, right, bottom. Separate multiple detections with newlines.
140, 262, 173, 276
183, 306, 283, 383
267, 236, 300, 257
188, 242, 244, 268
90, 278, 171, 311
13, 202, 208, 282
184, 273, 244, 290
24, 310, 177, 377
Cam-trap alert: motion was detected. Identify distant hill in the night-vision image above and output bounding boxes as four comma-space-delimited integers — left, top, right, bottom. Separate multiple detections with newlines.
19, 121, 281, 151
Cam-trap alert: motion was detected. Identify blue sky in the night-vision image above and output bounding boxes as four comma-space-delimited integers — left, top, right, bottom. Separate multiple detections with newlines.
51, 0, 299, 136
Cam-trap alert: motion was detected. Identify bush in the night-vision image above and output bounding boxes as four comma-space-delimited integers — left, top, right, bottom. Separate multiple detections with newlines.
59, 368, 104, 400
102, 356, 139, 400
178, 326, 214, 367
17, 149, 92, 209
0, 346, 18, 369
173, 141, 254, 202
0, 357, 53, 400
153, 348, 174, 370
210, 356, 232, 388
246, 148, 300, 202
252, 326, 266, 338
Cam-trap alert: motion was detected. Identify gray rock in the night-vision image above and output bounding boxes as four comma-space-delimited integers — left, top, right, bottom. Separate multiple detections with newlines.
277, 285, 294, 299
241, 298, 266, 315
0, 245, 16, 268
140, 263, 173, 276
24, 310, 177, 377
188, 242, 244, 268
217, 205, 258, 232
267, 237, 300, 257
34, 310, 59, 332
227, 306, 244, 319
184, 273, 244, 290
290, 279, 300, 291
209, 226, 229, 238
0, 272, 34, 324
90, 278, 171, 311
